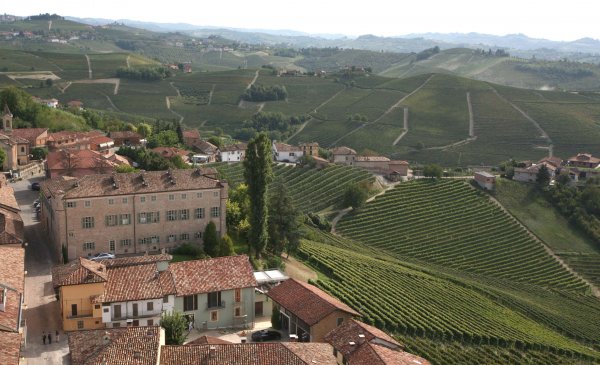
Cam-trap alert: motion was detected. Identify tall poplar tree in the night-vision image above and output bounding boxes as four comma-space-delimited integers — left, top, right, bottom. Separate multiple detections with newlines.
243, 132, 273, 259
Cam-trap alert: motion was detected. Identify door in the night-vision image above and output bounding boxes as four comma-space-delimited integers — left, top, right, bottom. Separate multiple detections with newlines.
132, 303, 138, 317
254, 301, 263, 317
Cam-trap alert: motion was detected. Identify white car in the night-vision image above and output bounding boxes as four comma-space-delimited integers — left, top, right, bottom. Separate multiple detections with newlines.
89, 253, 116, 261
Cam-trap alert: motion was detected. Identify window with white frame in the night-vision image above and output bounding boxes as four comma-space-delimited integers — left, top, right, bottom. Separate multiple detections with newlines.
167, 234, 176, 243
66, 201, 76, 208
196, 192, 202, 198
122, 197, 128, 204
168, 194, 175, 201
84, 200, 91, 207
83, 242, 95, 251
120, 214, 131, 225
82, 217, 95, 229
194, 208, 204, 219
120, 239, 132, 247
211, 207, 219, 218
108, 198, 114, 205
167, 210, 177, 221
140, 196, 146, 203
105, 215, 118, 227
194, 232, 202, 239
213, 191, 219, 197
179, 209, 189, 220
180, 233, 189, 241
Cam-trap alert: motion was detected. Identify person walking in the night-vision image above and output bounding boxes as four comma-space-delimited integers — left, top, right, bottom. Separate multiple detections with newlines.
42, 332, 46, 345
56, 330, 60, 342
48, 332, 52, 344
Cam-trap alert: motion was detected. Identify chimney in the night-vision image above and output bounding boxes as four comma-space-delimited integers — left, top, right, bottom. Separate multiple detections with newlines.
102, 332, 110, 345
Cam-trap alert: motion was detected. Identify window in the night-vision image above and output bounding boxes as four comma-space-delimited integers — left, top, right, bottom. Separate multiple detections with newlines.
147, 302, 154, 311
147, 319, 154, 326
94, 304, 100, 309
168, 234, 176, 243
82, 217, 94, 229
138, 212, 147, 224
113, 323, 121, 328
194, 232, 202, 239
151, 195, 156, 202
108, 198, 114, 205
66, 201, 76, 208
132, 320, 139, 326
105, 214, 118, 227
183, 295, 197, 311
140, 196, 146, 203
103, 308, 109, 313
234, 306, 241, 317
210, 310, 218, 322
333, 348, 337, 357
68, 232, 74, 238
194, 208, 205, 219
211, 207, 220, 218
120, 214, 131, 225
169, 194, 175, 201
207, 291, 222, 308
337, 317, 344, 326
113, 305, 122, 319
213, 191, 219, 197
71, 304, 78, 317
167, 210, 177, 221
235, 288, 241, 303
77, 321, 84, 329
20, 146, 25, 153
163, 296, 169, 303
151, 235, 159, 244
83, 242, 95, 251
180, 233, 190, 241
289, 152, 295, 157
122, 197, 128, 204
109, 240, 115, 252
120, 239, 132, 247
85, 200, 91, 207
196, 192, 202, 198
181, 193, 187, 199
179, 209, 189, 220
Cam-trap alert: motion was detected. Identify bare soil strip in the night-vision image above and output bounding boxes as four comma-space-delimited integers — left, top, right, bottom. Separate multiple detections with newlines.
85, 54, 92, 79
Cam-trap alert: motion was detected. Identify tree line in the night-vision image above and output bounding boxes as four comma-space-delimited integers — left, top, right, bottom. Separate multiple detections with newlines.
241, 84, 287, 102
116, 66, 174, 81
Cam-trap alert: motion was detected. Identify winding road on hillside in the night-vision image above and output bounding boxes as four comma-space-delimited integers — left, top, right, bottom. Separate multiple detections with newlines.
330, 75, 434, 148
491, 87, 554, 156
166, 82, 184, 123
392, 107, 409, 145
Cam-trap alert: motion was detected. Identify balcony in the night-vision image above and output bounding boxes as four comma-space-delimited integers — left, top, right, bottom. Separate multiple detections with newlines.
206, 300, 225, 310
67, 311, 93, 319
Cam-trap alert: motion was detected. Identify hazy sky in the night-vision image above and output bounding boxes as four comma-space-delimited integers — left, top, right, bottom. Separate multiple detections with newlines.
5, 0, 598, 41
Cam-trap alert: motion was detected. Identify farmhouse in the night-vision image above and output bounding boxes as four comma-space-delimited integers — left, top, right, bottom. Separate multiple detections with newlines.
152, 147, 191, 163
39, 169, 228, 260
52, 254, 174, 331
299, 142, 319, 157
254, 269, 288, 318
331, 146, 357, 165
89, 135, 115, 155
325, 319, 431, 365
191, 140, 218, 163
183, 129, 201, 148
474, 171, 496, 190
272, 141, 304, 163
567, 153, 600, 169
267, 278, 360, 342
47, 130, 103, 151
219, 143, 247, 162
513, 158, 558, 184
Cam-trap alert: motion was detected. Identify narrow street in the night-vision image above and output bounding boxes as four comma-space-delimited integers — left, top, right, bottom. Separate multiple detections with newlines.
12, 177, 69, 364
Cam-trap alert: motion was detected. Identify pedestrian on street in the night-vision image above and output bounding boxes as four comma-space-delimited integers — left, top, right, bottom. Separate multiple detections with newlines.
42, 332, 46, 345
56, 330, 60, 342
48, 332, 52, 344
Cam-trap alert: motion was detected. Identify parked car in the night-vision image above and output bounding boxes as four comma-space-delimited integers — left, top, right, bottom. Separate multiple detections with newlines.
89, 252, 116, 261
30, 182, 40, 191
251, 330, 281, 342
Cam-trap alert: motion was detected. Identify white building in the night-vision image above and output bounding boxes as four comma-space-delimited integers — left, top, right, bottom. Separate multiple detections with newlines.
272, 141, 304, 163
219, 143, 247, 162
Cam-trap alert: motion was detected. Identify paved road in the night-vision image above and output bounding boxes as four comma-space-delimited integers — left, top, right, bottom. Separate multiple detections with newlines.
12, 176, 69, 364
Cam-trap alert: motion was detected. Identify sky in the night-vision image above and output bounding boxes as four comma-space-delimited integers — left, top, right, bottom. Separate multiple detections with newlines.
4, 0, 598, 41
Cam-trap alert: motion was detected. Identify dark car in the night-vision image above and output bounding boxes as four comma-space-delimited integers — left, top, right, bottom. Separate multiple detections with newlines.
31, 182, 40, 191
251, 330, 281, 342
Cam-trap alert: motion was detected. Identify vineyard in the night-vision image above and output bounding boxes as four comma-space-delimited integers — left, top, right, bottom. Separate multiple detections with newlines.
336, 179, 587, 290
297, 240, 600, 364
212, 163, 373, 213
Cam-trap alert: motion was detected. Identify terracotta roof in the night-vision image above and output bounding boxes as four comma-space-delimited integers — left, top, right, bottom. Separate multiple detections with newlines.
183, 130, 200, 139
169, 255, 257, 296
568, 153, 600, 164
68, 326, 161, 365
52, 257, 108, 288
10, 127, 48, 144
274, 142, 303, 153
48, 130, 90, 142
46, 149, 118, 171
389, 160, 409, 166
267, 279, 360, 326
160, 343, 337, 365
351, 342, 431, 365
220, 143, 247, 152
151, 147, 191, 159
97, 263, 175, 303
98, 254, 172, 268
185, 335, 232, 345
192, 140, 218, 154
41, 169, 225, 199
356, 156, 390, 162
68, 100, 84, 107
89, 135, 114, 147
332, 146, 356, 155
325, 319, 400, 351
0, 245, 24, 334
109, 131, 142, 140
0, 133, 28, 145
538, 156, 562, 168
299, 142, 319, 148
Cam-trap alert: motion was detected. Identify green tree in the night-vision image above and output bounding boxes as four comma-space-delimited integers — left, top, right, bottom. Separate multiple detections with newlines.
219, 234, 236, 257
342, 183, 368, 209
160, 311, 188, 345
176, 122, 184, 144
536, 164, 551, 188
114, 164, 136, 173
207, 136, 222, 148
137, 122, 152, 138
243, 132, 273, 259
423, 164, 443, 179
268, 184, 301, 257
147, 130, 179, 148
203, 221, 219, 257
582, 185, 600, 216
271, 305, 281, 330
